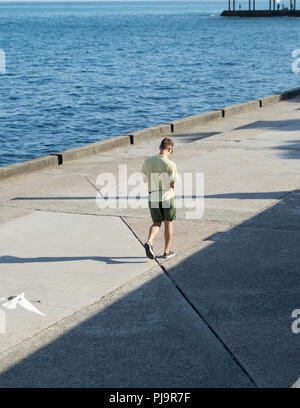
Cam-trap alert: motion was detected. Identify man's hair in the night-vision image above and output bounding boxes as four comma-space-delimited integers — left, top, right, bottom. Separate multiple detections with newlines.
159, 137, 174, 151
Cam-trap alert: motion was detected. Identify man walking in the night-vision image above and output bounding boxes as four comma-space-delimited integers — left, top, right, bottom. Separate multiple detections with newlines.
141, 137, 178, 260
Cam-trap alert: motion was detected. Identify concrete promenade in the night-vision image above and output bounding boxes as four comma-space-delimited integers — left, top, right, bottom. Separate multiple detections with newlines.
0, 95, 300, 387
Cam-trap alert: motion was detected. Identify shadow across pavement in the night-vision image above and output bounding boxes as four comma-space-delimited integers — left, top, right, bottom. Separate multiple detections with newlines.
234, 119, 300, 131
0, 255, 146, 265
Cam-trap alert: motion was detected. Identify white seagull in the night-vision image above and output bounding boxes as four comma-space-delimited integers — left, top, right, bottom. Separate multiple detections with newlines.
0, 293, 45, 316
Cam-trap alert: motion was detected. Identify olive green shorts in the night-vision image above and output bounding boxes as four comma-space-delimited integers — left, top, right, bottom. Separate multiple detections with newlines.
148, 197, 176, 223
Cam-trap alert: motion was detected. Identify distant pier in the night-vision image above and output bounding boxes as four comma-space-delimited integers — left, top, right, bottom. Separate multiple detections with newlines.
221, 0, 300, 17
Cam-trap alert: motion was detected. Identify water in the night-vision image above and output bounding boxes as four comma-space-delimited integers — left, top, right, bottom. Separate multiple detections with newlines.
0, 1, 300, 167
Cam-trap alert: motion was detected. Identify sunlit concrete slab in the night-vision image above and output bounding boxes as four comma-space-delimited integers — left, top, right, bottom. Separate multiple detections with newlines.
240, 146, 300, 173
177, 149, 299, 217
0, 205, 34, 226
171, 103, 300, 143
242, 129, 300, 142
0, 172, 98, 209
239, 140, 300, 154
0, 211, 154, 354
0, 266, 253, 388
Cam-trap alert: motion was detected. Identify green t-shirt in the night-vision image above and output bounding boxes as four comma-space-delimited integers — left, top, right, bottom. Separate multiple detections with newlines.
141, 155, 178, 201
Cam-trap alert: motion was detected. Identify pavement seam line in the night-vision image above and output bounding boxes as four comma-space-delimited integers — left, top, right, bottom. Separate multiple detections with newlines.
0, 203, 246, 226
120, 216, 258, 388
247, 187, 300, 218
84, 175, 99, 192
156, 262, 258, 388
0, 204, 123, 218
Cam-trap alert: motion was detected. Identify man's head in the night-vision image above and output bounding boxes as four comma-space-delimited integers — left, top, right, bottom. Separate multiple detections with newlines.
159, 138, 174, 157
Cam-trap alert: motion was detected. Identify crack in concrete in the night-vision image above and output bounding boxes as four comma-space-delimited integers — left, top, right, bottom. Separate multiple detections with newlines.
119, 215, 258, 388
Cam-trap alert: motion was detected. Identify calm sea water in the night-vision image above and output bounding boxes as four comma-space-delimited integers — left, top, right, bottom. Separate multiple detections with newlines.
0, 1, 300, 167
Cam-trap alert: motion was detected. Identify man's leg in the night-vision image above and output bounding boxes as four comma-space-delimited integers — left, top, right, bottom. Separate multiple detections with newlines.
148, 222, 161, 245
145, 200, 163, 259
164, 220, 173, 254
162, 196, 176, 257
144, 223, 161, 259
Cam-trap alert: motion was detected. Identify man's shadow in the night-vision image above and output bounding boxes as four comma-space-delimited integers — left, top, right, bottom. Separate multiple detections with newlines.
0, 255, 146, 265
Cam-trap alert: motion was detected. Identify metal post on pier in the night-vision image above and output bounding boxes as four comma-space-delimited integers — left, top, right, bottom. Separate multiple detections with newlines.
228, 0, 231, 11
233, 0, 236, 11
269, 0, 271, 10
253, 0, 255, 10
273, 0, 275, 10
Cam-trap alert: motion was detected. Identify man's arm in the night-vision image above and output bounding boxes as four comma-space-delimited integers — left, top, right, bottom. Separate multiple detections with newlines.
169, 162, 178, 189
141, 160, 148, 184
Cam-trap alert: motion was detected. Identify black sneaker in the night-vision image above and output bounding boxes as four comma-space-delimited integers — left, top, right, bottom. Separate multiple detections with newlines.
144, 241, 155, 259
163, 250, 175, 260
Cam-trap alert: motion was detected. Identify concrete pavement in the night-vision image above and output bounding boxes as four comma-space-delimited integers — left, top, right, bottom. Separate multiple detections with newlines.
0, 96, 300, 387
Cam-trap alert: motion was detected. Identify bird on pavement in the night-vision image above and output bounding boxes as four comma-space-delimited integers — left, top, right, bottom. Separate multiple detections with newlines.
0, 293, 45, 316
